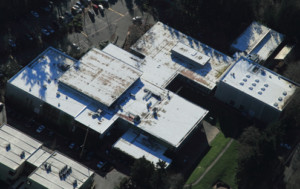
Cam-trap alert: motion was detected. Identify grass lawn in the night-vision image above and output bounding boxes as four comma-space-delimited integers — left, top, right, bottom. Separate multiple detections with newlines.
185, 132, 231, 185
192, 140, 239, 189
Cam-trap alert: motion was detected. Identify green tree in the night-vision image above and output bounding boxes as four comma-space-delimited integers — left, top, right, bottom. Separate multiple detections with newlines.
131, 156, 155, 189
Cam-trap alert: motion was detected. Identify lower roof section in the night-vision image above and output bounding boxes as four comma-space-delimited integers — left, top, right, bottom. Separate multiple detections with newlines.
113, 128, 172, 166
28, 151, 94, 189
26, 148, 51, 168
0, 124, 42, 171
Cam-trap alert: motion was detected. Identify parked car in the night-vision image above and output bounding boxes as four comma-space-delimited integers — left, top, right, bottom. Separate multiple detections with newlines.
46, 25, 55, 33
48, 130, 54, 137
97, 161, 107, 169
72, 43, 81, 51
41, 28, 50, 36
36, 125, 45, 133
30, 11, 39, 18
71, 5, 82, 14
132, 16, 142, 24
8, 39, 16, 48
76, 1, 85, 8
98, 4, 104, 11
92, 4, 98, 9
69, 142, 76, 149
25, 33, 33, 41
85, 151, 94, 161
88, 9, 95, 17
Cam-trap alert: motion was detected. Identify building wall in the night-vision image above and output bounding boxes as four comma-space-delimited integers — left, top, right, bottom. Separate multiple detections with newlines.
215, 81, 281, 123
0, 162, 25, 185
6, 83, 75, 133
26, 178, 47, 189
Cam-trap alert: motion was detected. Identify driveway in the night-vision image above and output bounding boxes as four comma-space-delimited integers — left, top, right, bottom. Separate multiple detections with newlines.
94, 170, 127, 189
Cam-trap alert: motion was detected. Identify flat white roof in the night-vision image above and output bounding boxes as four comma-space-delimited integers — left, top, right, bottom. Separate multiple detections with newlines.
117, 79, 208, 147
221, 58, 297, 110
27, 148, 51, 168
59, 48, 142, 107
231, 21, 284, 60
8, 47, 207, 148
105, 22, 234, 90
113, 129, 172, 166
171, 42, 210, 66
28, 151, 94, 189
274, 45, 293, 60
0, 124, 42, 170
8, 47, 119, 135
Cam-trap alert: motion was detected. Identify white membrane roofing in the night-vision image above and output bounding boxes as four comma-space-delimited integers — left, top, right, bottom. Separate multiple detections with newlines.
0, 124, 42, 170
59, 48, 142, 107
28, 151, 94, 189
231, 21, 284, 60
113, 129, 172, 166
221, 58, 297, 110
108, 22, 235, 90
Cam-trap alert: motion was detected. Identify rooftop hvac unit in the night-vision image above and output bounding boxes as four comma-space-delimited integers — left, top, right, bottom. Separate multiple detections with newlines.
6, 143, 11, 151
73, 180, 77, 187
20, 151, 25, 159
133, 115, 141, 124
44, 163, 52, 173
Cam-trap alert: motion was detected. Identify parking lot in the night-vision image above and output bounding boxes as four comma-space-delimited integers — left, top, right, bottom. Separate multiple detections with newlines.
67, 0, 155, 53
1, 0, 155, 68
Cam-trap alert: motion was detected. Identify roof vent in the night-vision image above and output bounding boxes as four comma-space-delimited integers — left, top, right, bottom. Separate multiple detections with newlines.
133, 115, 141, 124
240, 82, 244, 86
269, 75, 272, 79
255, 79, 259, 83
20, 151, 25, 159
258, 91, 262, 95
243, 78, 247, 82
246, 75, 250, 78
249, 87, 253, 90
264, 84, 269, 87
44, 163, 51, 173
6, 143, 11, 151
274, 102, 278, 107
261, 88, 265, 91
283, 91, 287, 96
252, 83, 256, 87
73, 180, 77, 188
56, 92, 60, 98
278, 97, 283, 101
130, 93, 136, 99
153, 107, 158, 118
289, 85, 292, 88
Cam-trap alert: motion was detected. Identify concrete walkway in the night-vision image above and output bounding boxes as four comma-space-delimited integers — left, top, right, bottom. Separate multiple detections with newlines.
184, 139, 234, 188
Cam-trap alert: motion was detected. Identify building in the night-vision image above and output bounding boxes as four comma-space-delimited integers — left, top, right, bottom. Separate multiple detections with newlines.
112, 80, 208, 165
231, 21, 285, 62
215, 57, 297, 122
27, 151, 94, 189
0, 124, 42, 184
7, 45, 208, 165
104, 22, 235, 93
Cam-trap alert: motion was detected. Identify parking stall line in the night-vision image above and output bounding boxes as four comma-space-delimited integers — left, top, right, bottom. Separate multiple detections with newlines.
108, 8, 125, 17
81, 31, 88, 38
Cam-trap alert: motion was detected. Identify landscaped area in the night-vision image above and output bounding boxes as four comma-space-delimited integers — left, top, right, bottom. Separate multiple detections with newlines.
185, 133, 239, 189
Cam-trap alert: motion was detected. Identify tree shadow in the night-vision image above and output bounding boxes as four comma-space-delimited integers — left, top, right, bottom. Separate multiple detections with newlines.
124, 0, 134, 15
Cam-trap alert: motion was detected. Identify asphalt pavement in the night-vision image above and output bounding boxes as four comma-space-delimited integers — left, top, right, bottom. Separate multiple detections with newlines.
67, 0, 155, 53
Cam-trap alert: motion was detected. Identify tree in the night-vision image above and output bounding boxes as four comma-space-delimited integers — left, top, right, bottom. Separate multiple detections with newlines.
131, 156, 155, 189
